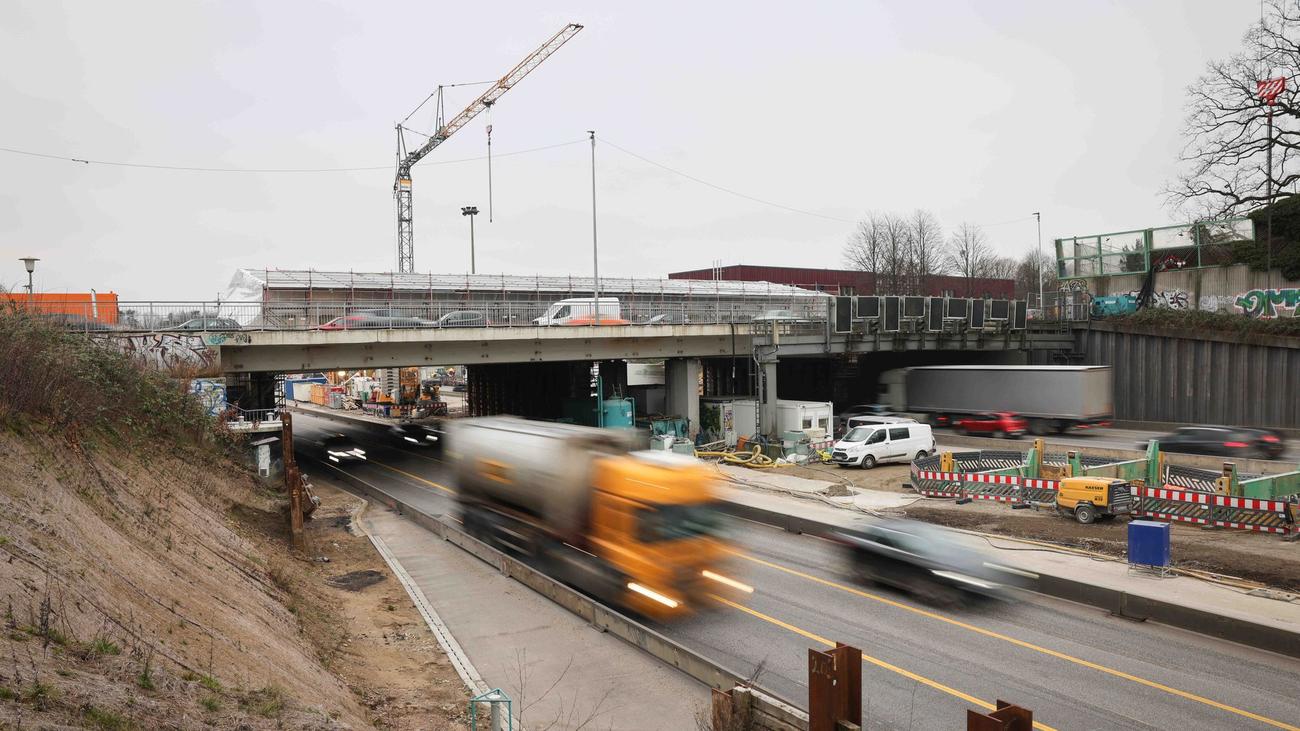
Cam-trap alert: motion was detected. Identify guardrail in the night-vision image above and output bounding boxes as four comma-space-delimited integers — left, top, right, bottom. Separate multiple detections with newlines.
7, 298, 831, 333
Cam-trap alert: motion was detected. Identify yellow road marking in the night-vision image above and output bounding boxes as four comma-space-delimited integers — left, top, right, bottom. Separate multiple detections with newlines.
710, 594, 1058, 731
730, 549, 1299, 730
368, 460, 454, 495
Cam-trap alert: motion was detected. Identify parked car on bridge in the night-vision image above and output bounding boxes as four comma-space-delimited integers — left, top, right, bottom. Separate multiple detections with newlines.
954, 412, 1028, 439
832, 520, 1014, 606
170, 317, 241, 331
322, 434, 366, 464
1146, 426, 1286, 460
435, 310, 489, 327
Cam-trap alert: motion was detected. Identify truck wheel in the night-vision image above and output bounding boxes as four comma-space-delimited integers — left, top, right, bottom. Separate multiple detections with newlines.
1029, 419, 1048, 436
861, 455, 877, 469
1074, 504, 1097, 524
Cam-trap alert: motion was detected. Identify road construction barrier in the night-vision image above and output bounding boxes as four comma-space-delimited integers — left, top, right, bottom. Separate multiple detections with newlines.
1135, 487, 1295, 535
911, 459, 1295, 536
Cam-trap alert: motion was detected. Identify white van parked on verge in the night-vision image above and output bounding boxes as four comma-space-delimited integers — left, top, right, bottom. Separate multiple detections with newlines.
831, 422, 935, 469
533, 297, 626, 326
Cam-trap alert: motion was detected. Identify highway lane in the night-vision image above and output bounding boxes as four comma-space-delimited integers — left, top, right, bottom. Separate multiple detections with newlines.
292, 413, 1300, 730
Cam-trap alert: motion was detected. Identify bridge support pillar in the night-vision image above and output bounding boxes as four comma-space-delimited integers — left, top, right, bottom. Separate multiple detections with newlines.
760, 359, 779, 438
665, 358, 701, 439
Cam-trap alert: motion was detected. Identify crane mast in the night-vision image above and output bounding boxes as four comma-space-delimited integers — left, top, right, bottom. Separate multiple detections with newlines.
394, 23, 583, 273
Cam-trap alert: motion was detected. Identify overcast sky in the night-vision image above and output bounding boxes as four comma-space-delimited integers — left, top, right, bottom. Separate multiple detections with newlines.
0, 1, 1263, 299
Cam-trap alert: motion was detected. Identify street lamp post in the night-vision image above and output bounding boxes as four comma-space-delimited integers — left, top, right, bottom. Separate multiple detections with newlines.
460, 206, 479, 274
588, 130, 599, 325
1032, 213, 1043, 311
19, 257, 39, 307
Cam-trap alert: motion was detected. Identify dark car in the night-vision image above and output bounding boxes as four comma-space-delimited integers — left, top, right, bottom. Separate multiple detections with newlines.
644, 312, 690, 325
388, 422, 443, 448
322, 434, 366, 464
832, 520, 1019, 606
1146, 426, 1285, 460
954, 412, 1028, 439
435, 310, 488, 327
170, 317, 241, 331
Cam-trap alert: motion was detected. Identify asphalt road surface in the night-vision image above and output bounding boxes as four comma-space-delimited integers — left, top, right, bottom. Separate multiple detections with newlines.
293, 413, 1300, 731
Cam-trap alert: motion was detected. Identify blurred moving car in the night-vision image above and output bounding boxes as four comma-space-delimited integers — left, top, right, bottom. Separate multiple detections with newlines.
751, 309, 801, 322
835, 403, 897, 433
435, 310, 489, 327
1146, 426, 1286, 460
388, 422, 443, 448
322, 434, 366, 464
833, 520, 1017, 606
170, 317, 242, 331
645, 312, 690, 325
316, 313, 434, 330
954, 412, 1028, 439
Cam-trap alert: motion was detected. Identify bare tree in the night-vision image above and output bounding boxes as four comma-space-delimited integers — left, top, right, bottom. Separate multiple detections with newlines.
905, 209, 946, 294
1013, 249, 1058, 300
879, 213, 912, 295
981, 255, 1018, 281
843, 215, 886, 283
944, 223, 993, 296
1168, 0, 1300, 217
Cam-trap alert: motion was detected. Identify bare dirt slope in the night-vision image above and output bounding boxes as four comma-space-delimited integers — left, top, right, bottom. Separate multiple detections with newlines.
0, 428, 467, 729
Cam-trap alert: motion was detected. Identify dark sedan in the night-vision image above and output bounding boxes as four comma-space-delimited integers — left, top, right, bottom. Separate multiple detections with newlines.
435, 310, 489, 327
170, 317, 242, 331
316, 314, 435, 330
832, 520, 1021, 607
1146, 426, 1285, 460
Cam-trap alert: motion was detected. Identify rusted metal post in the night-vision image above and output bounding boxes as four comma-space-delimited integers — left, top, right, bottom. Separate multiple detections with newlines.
967, 700, 1033, 730
809, 643, 862, 731
280, 411, 306, 551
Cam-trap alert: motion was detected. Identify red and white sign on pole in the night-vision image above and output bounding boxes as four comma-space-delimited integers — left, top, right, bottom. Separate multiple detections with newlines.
1258, 76, 1287, 105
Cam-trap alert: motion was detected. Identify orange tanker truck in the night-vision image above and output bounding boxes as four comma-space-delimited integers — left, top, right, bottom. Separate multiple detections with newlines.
447, 416, 749, 618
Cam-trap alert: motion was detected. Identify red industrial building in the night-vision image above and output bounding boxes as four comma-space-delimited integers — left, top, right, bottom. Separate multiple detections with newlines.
668, 264, 1014, 298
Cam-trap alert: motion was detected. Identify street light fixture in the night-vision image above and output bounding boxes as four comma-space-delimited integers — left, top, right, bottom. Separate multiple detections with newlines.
19, 257, 38, 304
460, 206, 479, 274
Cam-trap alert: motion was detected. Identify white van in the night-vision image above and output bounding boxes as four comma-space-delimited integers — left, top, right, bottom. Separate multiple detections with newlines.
533, 297, 626, 326
831, 422, 935, 469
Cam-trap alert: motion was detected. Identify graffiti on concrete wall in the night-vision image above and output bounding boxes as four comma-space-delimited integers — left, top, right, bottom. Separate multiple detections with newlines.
1125, 288, 1190, 310
188, 378, 228, 416
1235, 288, 1300, 318
1197, 294, 1239, 313
91, 333, 215, 371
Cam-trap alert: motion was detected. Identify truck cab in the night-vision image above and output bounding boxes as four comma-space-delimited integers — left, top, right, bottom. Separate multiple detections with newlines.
1055, 477, 1134, 524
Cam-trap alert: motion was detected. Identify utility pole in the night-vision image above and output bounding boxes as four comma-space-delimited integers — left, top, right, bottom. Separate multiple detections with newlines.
461, 206, 479, 274
1032, 213, 1043, 310
588, 130, 600, 325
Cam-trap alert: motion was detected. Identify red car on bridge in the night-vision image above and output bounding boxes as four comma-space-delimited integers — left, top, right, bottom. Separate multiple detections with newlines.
954, 412, 1028, 439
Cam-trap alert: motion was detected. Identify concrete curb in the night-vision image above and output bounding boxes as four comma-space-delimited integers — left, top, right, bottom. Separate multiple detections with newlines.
308, 456, 806, 718
718, 500, 1300, 660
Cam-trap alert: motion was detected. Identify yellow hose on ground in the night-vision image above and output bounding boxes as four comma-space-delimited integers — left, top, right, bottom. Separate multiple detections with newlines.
694, 445, 793, 469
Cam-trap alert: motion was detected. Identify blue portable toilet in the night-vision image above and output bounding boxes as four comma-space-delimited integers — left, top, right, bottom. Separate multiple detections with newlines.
1128, 520, 1171, 569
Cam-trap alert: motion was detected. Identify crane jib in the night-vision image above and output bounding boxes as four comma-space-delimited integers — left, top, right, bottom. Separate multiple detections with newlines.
392, 22, 583, 273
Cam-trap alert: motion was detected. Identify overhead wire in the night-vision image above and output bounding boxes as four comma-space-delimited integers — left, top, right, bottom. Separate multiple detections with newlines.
0, 138, 585, 174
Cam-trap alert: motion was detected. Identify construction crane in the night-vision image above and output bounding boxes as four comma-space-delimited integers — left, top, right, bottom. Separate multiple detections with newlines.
393, 23, 583, 273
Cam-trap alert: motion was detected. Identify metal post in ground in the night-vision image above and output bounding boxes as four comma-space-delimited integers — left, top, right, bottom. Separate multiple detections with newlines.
588, 130, 599, 325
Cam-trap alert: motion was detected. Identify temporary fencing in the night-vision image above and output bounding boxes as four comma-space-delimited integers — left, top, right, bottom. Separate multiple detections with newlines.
908, 459, 1296, 536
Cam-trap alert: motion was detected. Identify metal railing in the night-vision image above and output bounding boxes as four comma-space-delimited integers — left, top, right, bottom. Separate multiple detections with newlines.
6, 298, 831, 333
1027, 291, 1091, 322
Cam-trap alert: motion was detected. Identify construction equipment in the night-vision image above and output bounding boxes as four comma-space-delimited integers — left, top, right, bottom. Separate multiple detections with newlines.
393, 23, 583, 273
1055, 477, 1135, 524
448, 417, 746, 618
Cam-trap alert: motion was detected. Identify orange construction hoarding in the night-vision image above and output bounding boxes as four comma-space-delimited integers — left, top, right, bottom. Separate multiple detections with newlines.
0, 292, 120, 324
